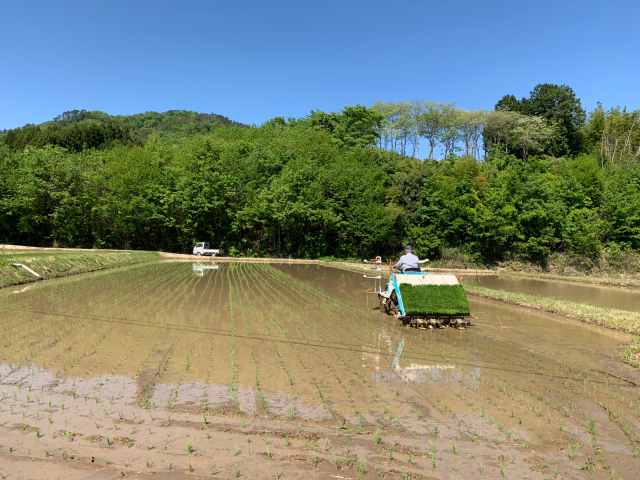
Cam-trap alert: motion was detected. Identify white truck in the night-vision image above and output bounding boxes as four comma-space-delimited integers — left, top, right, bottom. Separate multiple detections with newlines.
192, 242, 224, 257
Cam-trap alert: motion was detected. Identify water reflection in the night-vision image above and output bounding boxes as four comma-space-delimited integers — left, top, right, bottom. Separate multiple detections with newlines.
192, 262, 219, 276
465, 274, 640, 312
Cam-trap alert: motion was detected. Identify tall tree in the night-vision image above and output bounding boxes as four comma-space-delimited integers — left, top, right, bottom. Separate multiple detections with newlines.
495, 83, 586, 156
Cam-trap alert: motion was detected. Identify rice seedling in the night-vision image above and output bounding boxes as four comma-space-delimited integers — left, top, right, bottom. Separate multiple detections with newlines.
187, 442, 194, 454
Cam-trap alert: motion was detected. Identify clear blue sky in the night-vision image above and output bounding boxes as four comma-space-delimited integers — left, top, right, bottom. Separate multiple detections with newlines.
1, 0, 638, 131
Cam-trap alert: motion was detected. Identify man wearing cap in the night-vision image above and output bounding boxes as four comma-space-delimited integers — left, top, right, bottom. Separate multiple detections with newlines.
393, 245, 420, 272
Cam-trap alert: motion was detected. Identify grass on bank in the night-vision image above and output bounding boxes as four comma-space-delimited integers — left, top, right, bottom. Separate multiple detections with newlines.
622, 339, 640, 368
0, 250, 158, 288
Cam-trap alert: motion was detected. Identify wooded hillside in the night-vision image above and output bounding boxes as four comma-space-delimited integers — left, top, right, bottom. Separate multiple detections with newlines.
1, 85, 638, 266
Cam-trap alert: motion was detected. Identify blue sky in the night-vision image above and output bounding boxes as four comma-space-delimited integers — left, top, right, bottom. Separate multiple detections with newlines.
1, 0, 639, 132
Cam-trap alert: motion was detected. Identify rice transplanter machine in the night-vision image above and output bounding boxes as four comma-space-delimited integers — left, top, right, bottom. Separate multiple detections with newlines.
364, 256, 471, 329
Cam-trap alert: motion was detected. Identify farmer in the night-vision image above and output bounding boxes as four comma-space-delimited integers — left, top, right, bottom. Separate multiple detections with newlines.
393, 244, 420, 273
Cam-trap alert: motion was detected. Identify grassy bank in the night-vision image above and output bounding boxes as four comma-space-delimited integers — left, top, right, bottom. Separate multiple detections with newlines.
0, 249, 158, 288
464, 285, 640, 335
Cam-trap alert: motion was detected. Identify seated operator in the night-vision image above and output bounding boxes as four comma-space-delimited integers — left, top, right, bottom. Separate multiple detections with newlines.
393, 244, 421, 272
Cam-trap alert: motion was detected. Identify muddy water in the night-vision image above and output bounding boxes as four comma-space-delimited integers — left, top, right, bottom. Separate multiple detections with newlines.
465, 273, 640, 312
1, 261, 640, 479
276, 264, 639, 378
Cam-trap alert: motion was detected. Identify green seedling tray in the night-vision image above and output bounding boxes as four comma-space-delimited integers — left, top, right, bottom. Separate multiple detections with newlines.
398, 284, 470, 316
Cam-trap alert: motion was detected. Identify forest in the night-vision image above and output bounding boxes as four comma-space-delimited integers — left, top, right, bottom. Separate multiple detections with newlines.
1, 84, 639, 267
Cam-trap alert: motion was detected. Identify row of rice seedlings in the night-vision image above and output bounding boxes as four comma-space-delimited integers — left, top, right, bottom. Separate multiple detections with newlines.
54, 264, 188, 376
232, 265, 297, 413
0, 272, 106, 347
230, 265, 269, 416
202, 268, 227, 408
0, 260, 171, 347
265, 268, 411, 423
242, 267, 338, 411
132, 267, 207, 407
248, 265, 368, 418
413, 334, 634, 474
177, 265, 220, 401
5, 263, 180, 370
261, 265, 379, 339
227, 265, 239, 407
255, 265, 407, 426
162, 268, 217, 408
2, 268, 205, 462
256, 267, 367, 414
103, 265, 199, 385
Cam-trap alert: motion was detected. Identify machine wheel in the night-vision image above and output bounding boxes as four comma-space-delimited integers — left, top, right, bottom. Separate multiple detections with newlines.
388, 291, 400, 316
196, 252, 202, 256
379, 295, 390, 315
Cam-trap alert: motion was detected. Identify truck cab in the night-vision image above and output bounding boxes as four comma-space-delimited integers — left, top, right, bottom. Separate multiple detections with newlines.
192, 242, 224, 257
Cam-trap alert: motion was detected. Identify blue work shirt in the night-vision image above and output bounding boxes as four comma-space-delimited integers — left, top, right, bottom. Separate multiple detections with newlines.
394, 252, 420, 271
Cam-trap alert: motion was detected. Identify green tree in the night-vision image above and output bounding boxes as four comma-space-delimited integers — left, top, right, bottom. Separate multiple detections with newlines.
495, 83, 586, 156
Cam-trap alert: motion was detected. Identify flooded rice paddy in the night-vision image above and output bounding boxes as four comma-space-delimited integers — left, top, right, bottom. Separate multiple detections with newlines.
0, 262, 639, 479
464, 274, 640, 312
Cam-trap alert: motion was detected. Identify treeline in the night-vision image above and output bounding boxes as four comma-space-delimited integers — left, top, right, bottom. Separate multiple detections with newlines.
0, 122, 134, 153
0, 86, 639, 265
0, 109, 247, 150
373, 84, 640, 165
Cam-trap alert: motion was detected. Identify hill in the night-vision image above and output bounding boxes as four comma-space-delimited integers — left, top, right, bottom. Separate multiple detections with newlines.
0, 109, 247, 151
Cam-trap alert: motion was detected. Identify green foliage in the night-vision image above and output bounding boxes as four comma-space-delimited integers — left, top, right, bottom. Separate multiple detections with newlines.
398, 284, 470, 316
0, 101, 638, 266
306, 104, 384, 148
496, 83, 586, 156
0, 122, 133, 153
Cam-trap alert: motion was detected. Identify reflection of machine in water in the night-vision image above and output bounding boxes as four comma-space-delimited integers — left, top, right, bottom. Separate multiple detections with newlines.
192, 263, 219, 276
393, 362, 455, 383
362, 330, 394, 371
